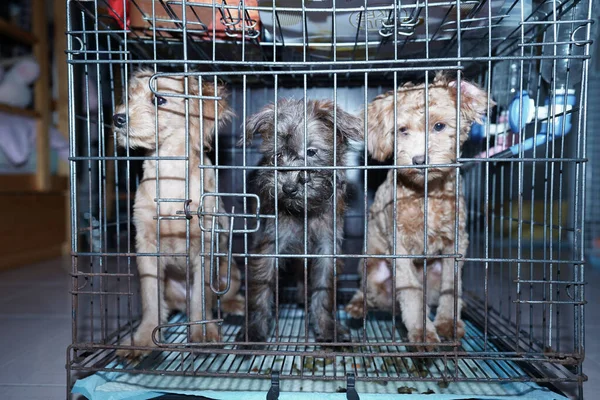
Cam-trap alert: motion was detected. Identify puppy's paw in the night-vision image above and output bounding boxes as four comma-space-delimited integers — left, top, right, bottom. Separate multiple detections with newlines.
345, 297, 365, 319
296, 286, 306, 306
116, 325, 157, 360
235, 325, 269, 353
407, 328, 440, 352
115, 347, 151, 360
191, 322, 220, 343
316, 322, 351, 344
221, 294, 245, 316
434, 318, 465, 341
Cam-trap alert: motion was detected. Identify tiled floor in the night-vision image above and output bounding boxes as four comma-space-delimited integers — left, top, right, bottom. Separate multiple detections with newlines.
0, 258, 598, 399
0, 258, 71, 400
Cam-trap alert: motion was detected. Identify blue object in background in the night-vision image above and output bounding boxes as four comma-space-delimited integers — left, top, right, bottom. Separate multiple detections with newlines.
508, 91, 533, 134
469, 118, 486, 142
506, 89, 576, 156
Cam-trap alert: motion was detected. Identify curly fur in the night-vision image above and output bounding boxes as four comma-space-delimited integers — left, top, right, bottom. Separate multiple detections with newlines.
237, 98, 363, 344
113, 70, 244, 358
347, 73, 494, 349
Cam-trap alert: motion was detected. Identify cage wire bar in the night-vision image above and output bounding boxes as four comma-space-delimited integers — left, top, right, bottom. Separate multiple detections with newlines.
66, 0, 592, 398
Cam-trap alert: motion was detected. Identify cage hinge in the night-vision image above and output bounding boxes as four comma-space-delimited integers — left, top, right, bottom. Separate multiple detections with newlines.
266, 371, 279, 400
346, 373, 359, 400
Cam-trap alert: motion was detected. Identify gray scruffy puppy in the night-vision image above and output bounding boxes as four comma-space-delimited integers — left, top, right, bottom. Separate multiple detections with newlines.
237, 98, 363, 344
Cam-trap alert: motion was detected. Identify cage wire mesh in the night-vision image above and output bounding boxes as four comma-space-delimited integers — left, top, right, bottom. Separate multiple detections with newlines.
66, 0, 592, 398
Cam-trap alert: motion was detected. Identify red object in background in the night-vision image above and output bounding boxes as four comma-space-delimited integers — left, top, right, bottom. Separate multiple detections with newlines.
107, 0, 130, 29
128, 0, 260, 41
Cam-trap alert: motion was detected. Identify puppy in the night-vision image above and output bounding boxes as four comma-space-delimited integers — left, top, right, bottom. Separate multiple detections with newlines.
346, 73, 492, 349
113, 70, 244, 358
237, 99, 362, 343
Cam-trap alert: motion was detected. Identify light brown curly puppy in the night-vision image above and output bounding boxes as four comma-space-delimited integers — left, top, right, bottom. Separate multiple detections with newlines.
113, 70, 244, 358
346, 73, 493, 350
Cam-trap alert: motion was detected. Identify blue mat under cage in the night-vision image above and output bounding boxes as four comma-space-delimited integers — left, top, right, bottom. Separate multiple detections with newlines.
72, 307, 568, 400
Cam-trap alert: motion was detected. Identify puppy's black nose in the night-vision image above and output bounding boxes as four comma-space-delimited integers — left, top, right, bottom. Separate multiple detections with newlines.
113, 113, 127, 128
412, 155, 426, 165
282, 183, 298, 196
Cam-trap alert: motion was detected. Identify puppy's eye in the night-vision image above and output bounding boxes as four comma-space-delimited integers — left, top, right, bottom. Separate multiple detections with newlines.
399, 127, 408, 135
306, 148, 317, 157
154, 96, 167, 106
433, 122, 446, 132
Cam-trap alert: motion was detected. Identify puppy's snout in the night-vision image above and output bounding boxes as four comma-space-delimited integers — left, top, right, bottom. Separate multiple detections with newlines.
113, 113, 127, 128
282, 182, 299, 196
412, 155, 426, 166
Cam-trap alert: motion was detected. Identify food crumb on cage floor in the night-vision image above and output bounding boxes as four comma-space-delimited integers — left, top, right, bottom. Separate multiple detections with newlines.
71, 309, 567, 400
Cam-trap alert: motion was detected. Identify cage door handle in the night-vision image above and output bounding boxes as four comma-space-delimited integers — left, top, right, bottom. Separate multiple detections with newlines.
209, 206, 235, 296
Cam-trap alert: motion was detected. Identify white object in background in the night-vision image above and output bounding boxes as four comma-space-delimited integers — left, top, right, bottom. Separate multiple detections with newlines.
0, 111, 69, 166
539, 0, 587, 90
0, 57, 40, 108
480, 94, 573, 137
258, 0, 527, 58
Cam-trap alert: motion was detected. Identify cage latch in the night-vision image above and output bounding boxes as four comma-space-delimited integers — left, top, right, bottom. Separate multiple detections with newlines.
209, 206, 235, 295
183, 199, 193, 220
198, 193, 261, 234
266, 371, 279, 400
346, 373, 359, 400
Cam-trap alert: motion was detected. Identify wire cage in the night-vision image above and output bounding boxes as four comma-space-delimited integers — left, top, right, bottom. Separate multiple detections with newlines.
66, 0, 593, 398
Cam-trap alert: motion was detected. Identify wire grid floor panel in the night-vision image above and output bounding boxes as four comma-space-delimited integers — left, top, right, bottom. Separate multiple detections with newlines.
69, 300, 577, 388
67, 0, 592, 398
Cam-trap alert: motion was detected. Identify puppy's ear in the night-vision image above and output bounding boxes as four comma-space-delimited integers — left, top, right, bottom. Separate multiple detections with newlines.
189, 80, 234, 152
365, 91, 396, 161
127, 68, 155, 97
433, 70, 448, 85
131, 67, 154, 80
448, 79, 495, 124
213, 83, 235, 128
312, 100, 364, 150
240, 103, 275, 146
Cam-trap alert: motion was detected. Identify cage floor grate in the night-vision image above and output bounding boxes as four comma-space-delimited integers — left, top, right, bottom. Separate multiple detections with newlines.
71, 302, 570, 399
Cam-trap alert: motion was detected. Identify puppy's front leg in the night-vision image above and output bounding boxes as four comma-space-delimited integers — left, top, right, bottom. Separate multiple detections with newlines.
236, 237, 278, 343
310, 240, 348, 342
433, 254, 464, 340
311, 255, 344, 342
190, 254, 219, 342
393, 254, 440, 351
117, 256, 167, 358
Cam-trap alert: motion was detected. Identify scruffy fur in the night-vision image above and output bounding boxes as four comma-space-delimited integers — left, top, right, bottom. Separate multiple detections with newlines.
237, 99, 363, 344
113, 70, 244, 358
346, 73, 493, 350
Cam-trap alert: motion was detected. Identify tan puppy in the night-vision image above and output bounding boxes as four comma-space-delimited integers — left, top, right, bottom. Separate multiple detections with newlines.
346, 73, 492, 350
113, 70, 243, 358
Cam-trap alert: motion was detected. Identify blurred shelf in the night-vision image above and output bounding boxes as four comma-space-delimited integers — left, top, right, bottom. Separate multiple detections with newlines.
0, 174, 68, 193
0, 184, 67, 270
0, 18, 37, 45
0, 103, 40, 118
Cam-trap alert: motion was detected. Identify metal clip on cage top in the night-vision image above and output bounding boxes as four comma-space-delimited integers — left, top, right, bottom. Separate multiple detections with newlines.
379, 2, 422, 37
219, 1, 260, 39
